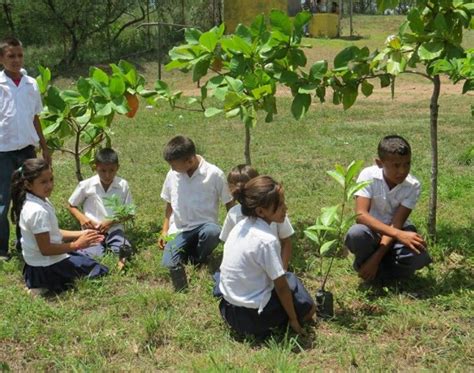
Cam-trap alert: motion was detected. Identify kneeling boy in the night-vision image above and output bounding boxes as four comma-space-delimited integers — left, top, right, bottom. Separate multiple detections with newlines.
159, 136, 233, 291
345, 135, 432, 282
68, 148, 133, 266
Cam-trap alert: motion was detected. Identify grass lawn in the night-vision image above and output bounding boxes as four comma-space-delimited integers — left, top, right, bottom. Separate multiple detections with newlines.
1, 15, 473, 371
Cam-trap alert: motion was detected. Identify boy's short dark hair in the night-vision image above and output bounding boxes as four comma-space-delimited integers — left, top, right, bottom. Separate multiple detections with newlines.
0, 37, 22, 55
163, 136, 196, 162
378, 135, 411, 159
95, 148, 119, 164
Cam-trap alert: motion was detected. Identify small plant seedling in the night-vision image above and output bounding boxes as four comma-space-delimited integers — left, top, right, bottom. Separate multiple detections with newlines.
104, 195, 136, 261
304, 160, 371, 319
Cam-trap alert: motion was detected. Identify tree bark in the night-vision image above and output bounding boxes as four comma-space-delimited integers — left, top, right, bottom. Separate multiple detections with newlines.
428, 75, 440, 240
244, 125, 251, 165
2, 2, 15, 34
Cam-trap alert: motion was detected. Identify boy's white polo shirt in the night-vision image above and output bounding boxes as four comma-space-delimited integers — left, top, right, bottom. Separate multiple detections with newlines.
219, 217, 286, 313
0, 70, 43, 151
219, 204, 294, 242
68, 175, 132, 233
355, 165, 420, 227
20, 193, 69, 267
161, 156, 233, 234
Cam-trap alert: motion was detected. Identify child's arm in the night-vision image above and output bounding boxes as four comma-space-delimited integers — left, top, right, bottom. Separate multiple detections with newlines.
356, 196, 426, 251
33, 115, 51, 165
273, 275, 304, 334
35, 230, 104, 255
280, 237, 292, 271
356, 196, 426, 280
158, 202, 173, 249
67, 203, 99, 230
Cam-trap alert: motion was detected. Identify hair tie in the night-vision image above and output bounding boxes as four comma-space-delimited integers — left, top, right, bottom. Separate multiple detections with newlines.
18, 166, 23, 175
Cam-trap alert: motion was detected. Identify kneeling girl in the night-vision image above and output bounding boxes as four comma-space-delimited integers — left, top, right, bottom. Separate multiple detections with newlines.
218, 176, 315, 338
11, 159, 108, 293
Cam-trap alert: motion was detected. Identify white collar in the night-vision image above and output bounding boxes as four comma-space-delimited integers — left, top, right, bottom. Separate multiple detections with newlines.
0, 70, 32, 84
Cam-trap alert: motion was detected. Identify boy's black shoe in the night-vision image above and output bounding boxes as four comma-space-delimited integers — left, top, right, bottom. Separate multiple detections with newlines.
169, 266, 188, 292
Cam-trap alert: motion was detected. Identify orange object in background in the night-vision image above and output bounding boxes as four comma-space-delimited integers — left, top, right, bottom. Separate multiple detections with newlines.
126, 93, 139, 118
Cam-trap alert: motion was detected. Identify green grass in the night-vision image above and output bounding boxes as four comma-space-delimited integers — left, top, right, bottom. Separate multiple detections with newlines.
1, 15, 473, 371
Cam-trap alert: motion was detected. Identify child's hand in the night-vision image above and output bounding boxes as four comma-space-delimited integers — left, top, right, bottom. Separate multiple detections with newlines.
158, 236, 166, 250
289, 318, 305, 335
73, 230, 104, 250
396, 230, 427, 254
96, 220, 114, 234
80, 217, 99, 230
157, 230, 168, 250
358, 258, 380, 281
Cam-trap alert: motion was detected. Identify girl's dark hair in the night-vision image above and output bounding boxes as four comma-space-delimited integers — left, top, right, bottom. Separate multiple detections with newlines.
10, 158, 50, 223
234, 175, 283, 218
227, 164, 259, 200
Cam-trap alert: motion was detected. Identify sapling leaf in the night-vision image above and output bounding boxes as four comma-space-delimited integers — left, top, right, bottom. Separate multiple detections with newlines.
304, 229, 320, 244
320, 205, 339, 226
347, 180, 372, 199
327, 170, 345, 187
306, 224, 338, 232
320, 240, 337, 256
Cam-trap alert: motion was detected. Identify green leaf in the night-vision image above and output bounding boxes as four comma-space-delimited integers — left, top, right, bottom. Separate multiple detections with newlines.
327, 170, 345, 187
250, 14, 266, 37
288, 48, 307, 67
294, 11, 312, 33
342, 86, 358, 110
235, 24, 253, 43
45, 86, 66, 112
306, 225, 338, 232
463, 80, 474, 94
185, 28, 202, 44
347, 180, 372, 199
90, 67, 109, 85
269, 10, 292, 36
434, 13, 448, 32
379, 74, 391, 88
204, 107, 223, 117
109, 74, 126, 98
407, 8, 425, 34
291, 93, 311, 120
225, 107, 241, 118
199, 30, 218, 52
155, 80, 170, 95
418, 41, 444, 60
60, 90, 82, 105
334, 46, 360, 69
77, 77, 91, 99
361, 80, 374, 97
304, 229, 320, 244
320, 205, 339, 226
320, 239, 337, 256
310, 60, 328, 80
192, 58, 210, 82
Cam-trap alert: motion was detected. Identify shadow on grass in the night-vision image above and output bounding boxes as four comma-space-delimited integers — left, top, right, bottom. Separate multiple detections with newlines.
434, 222, 473, 258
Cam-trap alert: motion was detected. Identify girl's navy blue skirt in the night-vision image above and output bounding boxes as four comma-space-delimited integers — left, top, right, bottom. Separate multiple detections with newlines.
218, 272, 314, 339
23, 252, 109, 293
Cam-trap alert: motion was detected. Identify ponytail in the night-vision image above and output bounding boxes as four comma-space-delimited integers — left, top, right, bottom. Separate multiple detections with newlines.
10, 158, 50, 224
237, 175, 283, 218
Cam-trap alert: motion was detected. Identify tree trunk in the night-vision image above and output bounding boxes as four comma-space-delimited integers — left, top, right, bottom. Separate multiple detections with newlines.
244, 125, 251, 165
74, 132, 83, 182
428, 75, 440, 239
2, 2, 15, 34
